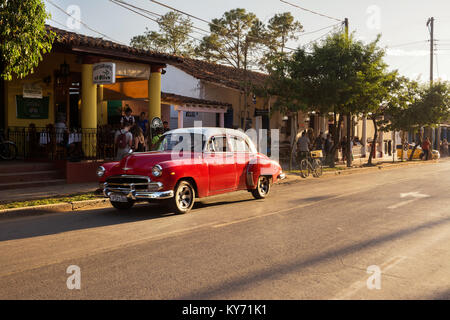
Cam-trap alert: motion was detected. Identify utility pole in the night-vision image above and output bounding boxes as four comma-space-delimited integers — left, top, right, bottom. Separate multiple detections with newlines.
427, 17, 435, 148
344, 18, 352, 167
427, 17, 434, 85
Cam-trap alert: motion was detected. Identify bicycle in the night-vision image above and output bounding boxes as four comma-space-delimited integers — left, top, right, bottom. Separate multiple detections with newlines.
298, 150, 323, 178
0, 130, 18, 160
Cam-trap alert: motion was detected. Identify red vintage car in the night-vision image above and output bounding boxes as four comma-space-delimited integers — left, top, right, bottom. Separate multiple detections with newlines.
97, 128, 285, 214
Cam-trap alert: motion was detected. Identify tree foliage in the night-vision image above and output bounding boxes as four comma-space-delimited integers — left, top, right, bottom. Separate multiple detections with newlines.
0, 0, 54, 80
260, 12, 303, 72
195, 8, 263, 70
130, 11, 194, 56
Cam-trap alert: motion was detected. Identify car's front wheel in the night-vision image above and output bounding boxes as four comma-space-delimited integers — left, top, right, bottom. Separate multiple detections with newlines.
251, 176, 271, 199
169, 180, 196, 214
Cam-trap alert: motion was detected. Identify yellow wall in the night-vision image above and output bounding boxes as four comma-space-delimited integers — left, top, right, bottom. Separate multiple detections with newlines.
6, 53, 80, 128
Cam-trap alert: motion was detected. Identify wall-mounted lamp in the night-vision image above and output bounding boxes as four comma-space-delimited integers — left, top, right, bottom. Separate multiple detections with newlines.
60, 60, 70, 78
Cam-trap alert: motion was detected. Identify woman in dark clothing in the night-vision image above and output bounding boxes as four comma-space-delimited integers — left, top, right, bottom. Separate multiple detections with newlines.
131, 125, 146, 152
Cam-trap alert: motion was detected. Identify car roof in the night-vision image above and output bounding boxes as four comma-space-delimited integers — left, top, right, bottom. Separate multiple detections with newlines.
165, 127, 246, 138
163, 127, 257, 152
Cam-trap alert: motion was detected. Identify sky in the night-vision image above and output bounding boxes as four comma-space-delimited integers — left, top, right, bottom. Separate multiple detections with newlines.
43, 0, 450, 82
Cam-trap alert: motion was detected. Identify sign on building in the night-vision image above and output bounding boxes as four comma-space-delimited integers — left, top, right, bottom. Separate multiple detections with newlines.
23, 83, 43, 99
93, 62, 116, 84
16, 95, 49, 119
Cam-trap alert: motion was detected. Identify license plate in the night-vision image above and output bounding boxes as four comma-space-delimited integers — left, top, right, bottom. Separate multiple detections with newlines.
110, 193, 128, 203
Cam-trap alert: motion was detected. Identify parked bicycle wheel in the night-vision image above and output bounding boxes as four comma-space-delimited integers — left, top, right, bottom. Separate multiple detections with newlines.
312, 159, 323, 178
0, 142, 18, 160
299, 159, 310, 178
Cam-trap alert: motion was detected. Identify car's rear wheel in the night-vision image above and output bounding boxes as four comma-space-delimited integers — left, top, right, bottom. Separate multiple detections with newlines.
251, 176, 271, 199
111, 199, 135, 210
169, 180, 196, 214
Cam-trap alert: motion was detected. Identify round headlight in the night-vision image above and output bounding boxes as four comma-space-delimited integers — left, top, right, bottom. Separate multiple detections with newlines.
96, 166, 106, 177
152, 165, 162, 177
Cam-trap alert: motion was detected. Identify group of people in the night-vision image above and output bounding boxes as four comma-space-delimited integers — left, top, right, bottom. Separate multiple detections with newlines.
114, 106, 170, 160
296, 130, 335, 161
297, 129, 367, 163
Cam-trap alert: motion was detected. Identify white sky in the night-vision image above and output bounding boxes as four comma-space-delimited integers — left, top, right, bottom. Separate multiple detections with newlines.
44, 0, 450, 82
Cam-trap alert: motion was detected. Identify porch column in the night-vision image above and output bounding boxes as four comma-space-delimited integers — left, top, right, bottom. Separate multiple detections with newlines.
361, 116, 367, 157
219, 113, 225, 128
81, 63, 97, 157
178, 110, 184, 128
149, 66, 162, 122
97, 85, 108, 125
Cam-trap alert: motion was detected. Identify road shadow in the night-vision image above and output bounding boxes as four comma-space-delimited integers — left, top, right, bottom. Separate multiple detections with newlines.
0, 196, 255, 242
174, 214, 450, 300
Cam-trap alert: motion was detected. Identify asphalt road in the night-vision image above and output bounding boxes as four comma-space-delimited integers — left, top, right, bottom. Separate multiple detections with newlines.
1, 160, 450, 300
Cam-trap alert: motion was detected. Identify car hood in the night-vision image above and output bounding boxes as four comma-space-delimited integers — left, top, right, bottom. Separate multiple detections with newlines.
110, 151, 175, 176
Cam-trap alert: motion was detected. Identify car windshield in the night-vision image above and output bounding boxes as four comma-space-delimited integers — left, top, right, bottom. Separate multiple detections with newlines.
158, 133, 206, 152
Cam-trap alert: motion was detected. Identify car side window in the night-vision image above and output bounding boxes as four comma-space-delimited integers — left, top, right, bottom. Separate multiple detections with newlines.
230, 136, 250, 153
208, 136, 229, 153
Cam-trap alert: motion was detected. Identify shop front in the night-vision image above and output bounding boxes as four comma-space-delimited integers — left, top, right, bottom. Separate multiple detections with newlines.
1, 26, 182, 184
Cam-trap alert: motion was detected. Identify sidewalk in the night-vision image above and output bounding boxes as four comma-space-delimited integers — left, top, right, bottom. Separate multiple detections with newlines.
0, 182, 100, 204
281, 153, 399, 171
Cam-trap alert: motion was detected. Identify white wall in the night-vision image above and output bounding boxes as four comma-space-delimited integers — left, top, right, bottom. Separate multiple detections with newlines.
161, 65, 201, 98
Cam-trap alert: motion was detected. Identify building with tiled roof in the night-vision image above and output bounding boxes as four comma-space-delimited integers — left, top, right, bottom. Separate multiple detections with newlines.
176, 57, 268, 92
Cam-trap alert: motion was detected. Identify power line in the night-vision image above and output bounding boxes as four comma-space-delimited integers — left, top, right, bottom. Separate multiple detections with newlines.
279, 0, 342, 22
45, 0, 126, 45
300, 22, 342, 36
147, 0, 298, 52
303, 22, 343, 48
111, 0, 211, 38
386, 40, 429, 48
48, 17, 70, 30
109, 0, 205, 44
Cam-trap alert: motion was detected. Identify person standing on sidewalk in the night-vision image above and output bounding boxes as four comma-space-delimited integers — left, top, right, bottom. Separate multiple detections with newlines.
422, 137, 431, 160
441, 139, 449, 157
297, 131, 310, 162
115, 123, 133, 160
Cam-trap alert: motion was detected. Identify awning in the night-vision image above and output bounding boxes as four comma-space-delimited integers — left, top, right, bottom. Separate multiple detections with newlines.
102, 86, 231, 111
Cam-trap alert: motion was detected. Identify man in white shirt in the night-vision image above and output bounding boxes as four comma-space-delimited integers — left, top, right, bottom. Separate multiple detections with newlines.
120, 106, 135, 128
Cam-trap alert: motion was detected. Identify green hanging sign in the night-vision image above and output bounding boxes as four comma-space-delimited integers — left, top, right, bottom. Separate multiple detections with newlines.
16, 95, 50, 119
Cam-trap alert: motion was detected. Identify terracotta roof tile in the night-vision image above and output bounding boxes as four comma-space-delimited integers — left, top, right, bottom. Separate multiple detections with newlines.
47, 25, 183, 64
176, 58, 268, 91
161, 92, 231, 108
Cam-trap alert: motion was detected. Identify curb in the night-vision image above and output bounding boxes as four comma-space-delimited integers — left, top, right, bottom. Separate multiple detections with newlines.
281, 159, 441, 184
0, 198, 111, 219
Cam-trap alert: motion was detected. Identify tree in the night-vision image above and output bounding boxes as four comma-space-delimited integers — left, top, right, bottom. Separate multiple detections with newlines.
196, 8, 265, 128
0, 0, 54, 130
385, 81, 450, 161
196, 8, 263, 69
0, 0, 54, 80
260, 12, 303, 72
267, 32, 393, 168
130, 11, 194, 56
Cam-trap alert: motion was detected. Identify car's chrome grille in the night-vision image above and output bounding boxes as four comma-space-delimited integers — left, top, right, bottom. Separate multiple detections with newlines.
106, 175, 151, 191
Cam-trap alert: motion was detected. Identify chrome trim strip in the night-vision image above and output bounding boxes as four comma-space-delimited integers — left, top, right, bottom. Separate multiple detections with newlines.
104, 189, 174, 200
106, 175, 151, 182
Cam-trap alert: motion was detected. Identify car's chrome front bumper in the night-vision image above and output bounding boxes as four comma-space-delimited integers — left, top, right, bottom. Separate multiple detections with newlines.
103, 182, 174, 200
